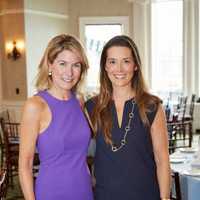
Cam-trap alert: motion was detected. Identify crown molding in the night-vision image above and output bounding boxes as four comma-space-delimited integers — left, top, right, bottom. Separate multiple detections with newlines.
25, 9, 68, 19
0, 9, 68, 19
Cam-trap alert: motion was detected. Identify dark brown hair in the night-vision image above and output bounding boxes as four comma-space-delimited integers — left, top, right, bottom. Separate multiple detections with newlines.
91, 35, 160, 144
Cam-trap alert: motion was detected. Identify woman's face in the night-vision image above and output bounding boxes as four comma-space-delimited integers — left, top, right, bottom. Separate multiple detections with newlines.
49, 49, 82, 92
105, 46, 137, 90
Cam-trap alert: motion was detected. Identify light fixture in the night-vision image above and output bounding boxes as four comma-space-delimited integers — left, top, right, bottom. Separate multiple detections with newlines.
6, 40, 24, 60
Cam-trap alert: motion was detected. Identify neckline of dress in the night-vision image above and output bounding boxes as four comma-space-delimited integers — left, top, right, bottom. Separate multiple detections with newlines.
112, 97, 136, 129
44, 90, 74, 103
112, 97, 135, 104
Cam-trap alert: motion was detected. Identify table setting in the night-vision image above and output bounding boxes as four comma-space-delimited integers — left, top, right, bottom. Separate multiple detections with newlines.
170, 145, 200, 200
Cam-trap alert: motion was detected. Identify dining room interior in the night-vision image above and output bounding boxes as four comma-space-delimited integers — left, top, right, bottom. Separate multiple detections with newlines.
0, 0, 200, 199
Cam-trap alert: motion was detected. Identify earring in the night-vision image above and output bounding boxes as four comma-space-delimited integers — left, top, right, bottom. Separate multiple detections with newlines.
48, 71, 52, 76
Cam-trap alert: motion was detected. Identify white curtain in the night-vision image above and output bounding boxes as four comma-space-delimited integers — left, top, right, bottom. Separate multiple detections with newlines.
132, 0, 199, 96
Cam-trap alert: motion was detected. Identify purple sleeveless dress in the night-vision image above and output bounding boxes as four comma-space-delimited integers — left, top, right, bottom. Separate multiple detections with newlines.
34, 90, 93, 200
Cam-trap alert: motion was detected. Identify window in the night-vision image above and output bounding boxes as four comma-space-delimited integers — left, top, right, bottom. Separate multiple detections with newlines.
79, 17, 129, 93
84, 24, 122, 91
151, 0, 183, 99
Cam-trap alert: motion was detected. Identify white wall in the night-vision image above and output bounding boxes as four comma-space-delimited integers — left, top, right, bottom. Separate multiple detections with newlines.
24, 0, 69, 96
25, 0, 68, 14
68, 0, 133, 37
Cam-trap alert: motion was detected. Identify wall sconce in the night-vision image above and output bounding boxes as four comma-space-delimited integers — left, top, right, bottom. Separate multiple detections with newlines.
6, 40, 24, 60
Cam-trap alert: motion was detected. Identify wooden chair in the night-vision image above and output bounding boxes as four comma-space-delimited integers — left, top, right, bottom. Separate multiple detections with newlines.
0, 169, 8, 200
0, 142, 8, 200
176, 96, 188, 122
3, 121, 20, 141
0, 118, 19, 187
0, 110, 12, 168
0, 126, 5, 169
185, 94, 196, 121
168, 96, 187, 138
32, 153, 40, 181
183, 94, 196, 146
176, 95, 193, 147
171, 171, 182, 200
167, 120, 192, 154
167, 96, 194, 153
168, 128, 177, 154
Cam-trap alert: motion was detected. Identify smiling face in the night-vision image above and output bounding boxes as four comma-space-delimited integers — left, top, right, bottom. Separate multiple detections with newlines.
105, 46, 137, 90
49, 49, 82, 94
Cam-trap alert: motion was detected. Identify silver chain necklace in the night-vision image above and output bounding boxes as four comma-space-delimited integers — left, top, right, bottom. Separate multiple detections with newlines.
111, 100, 135, 152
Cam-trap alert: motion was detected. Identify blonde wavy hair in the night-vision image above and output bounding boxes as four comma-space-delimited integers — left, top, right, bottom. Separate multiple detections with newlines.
35, 34, 89, 92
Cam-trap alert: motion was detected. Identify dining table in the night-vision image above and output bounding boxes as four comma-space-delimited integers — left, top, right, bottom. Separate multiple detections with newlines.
170, 147, 200, 200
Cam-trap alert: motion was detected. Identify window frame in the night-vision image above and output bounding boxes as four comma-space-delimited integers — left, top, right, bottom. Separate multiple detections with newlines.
79, 16, 129, 92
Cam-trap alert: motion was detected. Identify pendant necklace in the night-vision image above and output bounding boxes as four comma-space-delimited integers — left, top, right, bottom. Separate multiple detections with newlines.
111, 100, 135, 152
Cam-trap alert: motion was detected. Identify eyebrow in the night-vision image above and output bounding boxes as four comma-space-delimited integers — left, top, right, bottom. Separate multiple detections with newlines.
107, 57, 132, 60
57, 59, 81, 63
123, 57, 132, 60
107, 58, 116, 60
57, 59, 65, 62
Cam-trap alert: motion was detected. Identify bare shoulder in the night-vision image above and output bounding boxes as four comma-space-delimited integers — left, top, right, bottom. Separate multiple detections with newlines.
156, 103, 165, 118
22, 96, 46, 118
152, 103, 167, 130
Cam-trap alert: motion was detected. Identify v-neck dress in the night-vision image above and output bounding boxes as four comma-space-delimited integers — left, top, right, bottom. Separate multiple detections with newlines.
34, 90, 93, 200
86, 98, 160, 200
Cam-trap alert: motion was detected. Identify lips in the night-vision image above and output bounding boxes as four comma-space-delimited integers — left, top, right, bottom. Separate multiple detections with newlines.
61, 77, 73, 82
113, 74, 126, 79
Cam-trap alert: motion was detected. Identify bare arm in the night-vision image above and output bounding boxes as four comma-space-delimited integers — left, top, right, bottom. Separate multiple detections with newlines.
19, 97, 42, 200
151, 104, 171, 199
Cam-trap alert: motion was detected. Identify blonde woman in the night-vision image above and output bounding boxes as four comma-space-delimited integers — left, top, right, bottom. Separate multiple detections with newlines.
19, 34, 93, 200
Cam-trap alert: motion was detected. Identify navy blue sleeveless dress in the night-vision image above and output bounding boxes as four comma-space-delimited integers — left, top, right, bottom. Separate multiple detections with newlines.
86, 98, 160, 200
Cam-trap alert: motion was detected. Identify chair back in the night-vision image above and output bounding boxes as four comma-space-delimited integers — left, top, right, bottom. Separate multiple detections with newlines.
0, 117, 19, 156
0, 119, 10, 160
3, 121, 19, 140
168, 129, 177, 154
189, 94, 196, 119
0, 140, 8, 200
176, 96, 187, 122
0, 118, 19, 186
0, 169, 8, 199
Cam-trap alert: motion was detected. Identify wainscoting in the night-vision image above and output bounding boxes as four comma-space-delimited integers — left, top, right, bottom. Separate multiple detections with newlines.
0, 100, 25, 122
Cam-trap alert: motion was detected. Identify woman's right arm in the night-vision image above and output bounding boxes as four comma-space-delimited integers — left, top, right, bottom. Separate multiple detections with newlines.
19, 97, 42, 200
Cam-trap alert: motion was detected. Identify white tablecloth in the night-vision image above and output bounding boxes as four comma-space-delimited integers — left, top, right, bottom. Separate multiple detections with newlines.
170, 149, 200, 200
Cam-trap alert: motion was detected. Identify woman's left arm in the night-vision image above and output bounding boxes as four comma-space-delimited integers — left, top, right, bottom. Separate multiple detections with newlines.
151, 104, 171, 199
